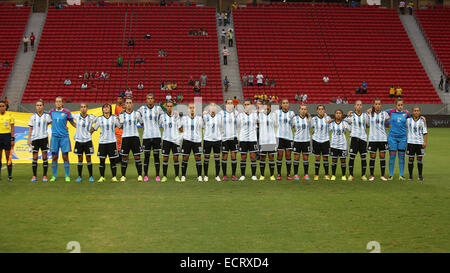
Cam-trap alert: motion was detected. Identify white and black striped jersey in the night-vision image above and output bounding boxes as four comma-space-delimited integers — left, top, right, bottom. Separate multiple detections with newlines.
28, 113, 52, 141
258, 111, 278, 145
137, 105, 163, 139
311, 116, 331, 143
203, 114, 222, 142
93, 115, 120, 144
368, 111, 389, 142
330, 121, 349, 150
159, 112, 181, 145
345, 112, 369, 141
275, 109, 295, 140
407, 118, 427, 145
73, 113, 96, 143
180, 115, 203, 143
292, 115, 311, 143
237, 112, 258, 142
118, 111, 143, 138
219, 110, 238, 140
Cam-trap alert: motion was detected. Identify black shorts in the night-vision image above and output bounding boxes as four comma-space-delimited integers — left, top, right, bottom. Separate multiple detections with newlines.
204, 140, 221, 155
142, 138, 161, 152
349, 137, 367, 156
120, 136, 142, 156
181, 140, 202, 156
277, 138, 293, 150
330, 148, 348, 158
222, 138, 239, 153
406, 143, 425, 157
162, 140, 180, 156
312, 140, 330, 156
74, 141, 94, 155
292, 141, 311, 154
0, 133, 11, 151
368, 141, 389, 153
239, 141, 258, 154
97, 142, 120, 159
31, 137, 49, 153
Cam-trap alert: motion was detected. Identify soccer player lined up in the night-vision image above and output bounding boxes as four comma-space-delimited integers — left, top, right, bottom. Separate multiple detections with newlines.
329, 109, 349, 181
28, 100, 52, 182
257, 101, 278, 180
220, 99, 239, 181
180, 103, 203, 182
345, 100, 369, 181
159, 101, 181, 182
367, 98, 390, 181
203, 102, 223, 182
311, 105, 331, 181
73, 103, 96, 182
275, 99, 295, 180
0, 100, 14, 181
237, 99, 259, 181
406, 107, 427, 181
291, 104, 311, 181
137, 94, 164, 182
91, 103, 120, 182
49, 97, 76, 182
117, 97, 144, 182
115, 94, 125, 151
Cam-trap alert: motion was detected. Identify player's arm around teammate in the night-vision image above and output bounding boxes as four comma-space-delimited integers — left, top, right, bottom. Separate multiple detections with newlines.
28, 99, 52, 182
73, 103, 96, 182
0, 100, 14, 181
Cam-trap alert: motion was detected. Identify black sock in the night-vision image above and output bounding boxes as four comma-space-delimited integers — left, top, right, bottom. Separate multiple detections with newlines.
269, 160, 275, 176
99, 158, 106, 177
144, 152, 150, 176
121, 160, 128, 177
323, 160, 329, 175
259, 159, 266, 176
196, 160, 202, 177
214, 157, 221, 177
182, 159, 188, 176
286, 159, 292, 175
240, 159, 246, 176
349, 156, 355, 176
408, 158, 414, 178
7, 162, 12, 177
32, 159, 37, 176
369, 157, 375, 176
361, 155, 367, 176
163, 161, 168, 176
204, 157, 210, 176
154, 152, 160, 176
293, 160, 299, 175
87, 162, 93, 177
417, 159, 423, 177
222, 159, 228, 176
77, 162, 83, 177
315, 160, 320, 175
380, 158, 386, 177
251, 161, 257, 176
43, 159, 48, 176
277, 159, 282, 176
303, 161, 309, 176
174, 161, 180, 177
231, 160, 237, 176
341, 161, 347, 176
332, 161, 337, 175
110, 157, 117, 177
135, 158, 142, 176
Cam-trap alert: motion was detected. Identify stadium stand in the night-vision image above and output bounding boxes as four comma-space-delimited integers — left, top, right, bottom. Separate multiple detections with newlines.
233, 3, 441, 104
0, 3, 31, 96
23, 3, 221, 103
415, 7, 450, 76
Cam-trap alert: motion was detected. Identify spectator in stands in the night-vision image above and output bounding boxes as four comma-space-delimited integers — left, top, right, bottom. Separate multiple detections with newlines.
330, 97, 337, 103
396, 86, 403, 98
98, 0, 105, 7
270, 78, 276, 87
323, 75, 329, 83
242, 73, 248, 87
165, 92, 172, 102
248, 73, 254, 86
233, 97, 239, 107
336, 96, 343, 104
265, 77, 269, 86
228, 29, 233, 47
90, 81, 97, 90
172, 82, 178, 90
64, 78, 71, 86
343, 97, 348, 104
125, 89, 133, 98
2, 61, 9, 68
177, 92, 184, 102
221, 29, 226, 44
302, 93, 308, 103
232, 1, 238, 9
224, 76, 230, 92
23, 35, 29, 53
361, 81, 367, 94
30, 32, 36, 51
137, 82, 144, 90
256, 72, 264, 87
439, 75, 444, 90
94, 71, 101, 79
223, 47, 229, 65
261, 92, 268, 101
223, 12, 228, 26
218, 12, 223, 26
407, 1, 414, 15
161, 82, 166, 90
188, 76, 195, 86
83, 71, 90, 79
160, 0, 166, 7
81, 82, 88, 89
445, 77, 449, 93
351, 1, 356, 8
295, 93, 302, 102
117, 55, 123, 67
99, 71, 109, 79
145, 33, 151, 39
399, 0, 406, 15
389, 85, 396, 98
135, 57, 145, 64
128, 38, 135, 47
200, 73, 208, 86
158, 49, 167, 57
194, 81, 201, 94
184, 0, 191, 7
345, 0, 349, 8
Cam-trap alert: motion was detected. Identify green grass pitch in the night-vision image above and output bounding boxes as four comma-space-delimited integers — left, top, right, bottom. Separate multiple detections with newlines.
0, 128, 449, 253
